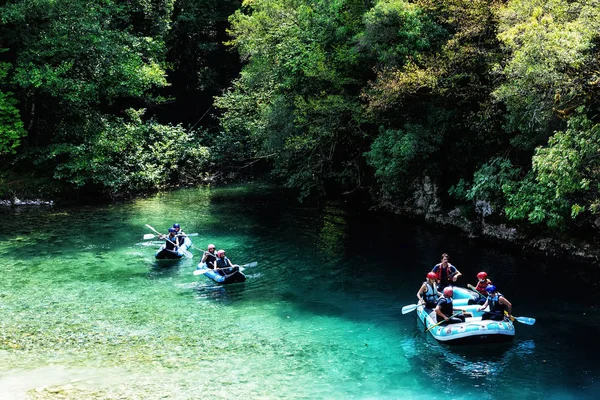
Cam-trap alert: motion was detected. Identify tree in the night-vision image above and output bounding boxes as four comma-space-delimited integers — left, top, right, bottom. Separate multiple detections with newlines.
0, 61, 26, 154
216, 0, 373, 198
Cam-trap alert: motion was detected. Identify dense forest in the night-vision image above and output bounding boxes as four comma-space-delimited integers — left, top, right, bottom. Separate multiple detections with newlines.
1, 0, 599, 237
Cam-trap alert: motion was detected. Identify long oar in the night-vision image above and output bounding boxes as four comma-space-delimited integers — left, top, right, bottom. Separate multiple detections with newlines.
402, 304, 419, 314
425, 311, 462, 333
193, 261, 257, 276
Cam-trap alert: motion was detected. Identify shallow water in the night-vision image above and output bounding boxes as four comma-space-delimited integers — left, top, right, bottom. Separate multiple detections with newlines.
0, 183, 598, 399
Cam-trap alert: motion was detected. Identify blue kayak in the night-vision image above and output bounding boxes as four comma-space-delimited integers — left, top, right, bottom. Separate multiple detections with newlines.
195, 262, 246, 284
155, 236, 193, 259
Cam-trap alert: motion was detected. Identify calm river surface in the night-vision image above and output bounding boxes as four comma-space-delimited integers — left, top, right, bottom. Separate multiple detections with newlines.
0, 183, 598, 399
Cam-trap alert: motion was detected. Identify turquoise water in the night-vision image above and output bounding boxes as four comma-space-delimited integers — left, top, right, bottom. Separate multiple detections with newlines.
0, 183, 598, 399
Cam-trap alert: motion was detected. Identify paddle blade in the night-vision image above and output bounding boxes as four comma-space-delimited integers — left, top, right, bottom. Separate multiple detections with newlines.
242, 261, 257, 268
145, 224, 161, 235
193, 269, 208, 276
515, 316, 536, 325
182, 250, 193, 259
143, 234, 155, 240
401, 304, 418, 314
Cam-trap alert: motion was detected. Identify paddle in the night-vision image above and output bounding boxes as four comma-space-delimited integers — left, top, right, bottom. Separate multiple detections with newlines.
402, 304, 419, 314
193, 261, 258, 276
145, 224, 162, 235
145, 224, 193, 258
467, 283, 485, 296
425, 311, 463, 333
505, 311, 536, 325
143, 233, 199, 240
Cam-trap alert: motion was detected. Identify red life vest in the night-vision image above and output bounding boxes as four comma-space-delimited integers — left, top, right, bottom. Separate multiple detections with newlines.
475, 279, 492, 295
435, 263, 455, 283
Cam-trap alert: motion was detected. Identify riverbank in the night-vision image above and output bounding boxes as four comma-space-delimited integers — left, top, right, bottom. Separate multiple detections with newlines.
371, 178, 600, 264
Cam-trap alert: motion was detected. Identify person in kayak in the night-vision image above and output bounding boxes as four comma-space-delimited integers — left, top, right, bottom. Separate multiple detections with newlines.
417, 272, 442, 309
159, 227, 179, 252
477, 285, 513, 321
200, 244, 217, 269
435, 287, 466, 325
215, 250, 240, 277
172, 223, 187, 246
431, 253, 462, 291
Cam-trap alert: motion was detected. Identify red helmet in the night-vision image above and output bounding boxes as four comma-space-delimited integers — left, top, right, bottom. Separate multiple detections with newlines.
427, 272, 437, 280
443, 287, 454, 297
217, 250, 225, 257
477, 271, 488, 280
207, 244, 215, 250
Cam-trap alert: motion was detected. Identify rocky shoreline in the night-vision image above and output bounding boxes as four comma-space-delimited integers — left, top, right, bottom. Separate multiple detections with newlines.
374, 177, 600, 264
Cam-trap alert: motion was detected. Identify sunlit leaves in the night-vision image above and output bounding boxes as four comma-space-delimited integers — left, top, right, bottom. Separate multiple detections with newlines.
494, 0, 600, 149
219, 0, 370, 198
36, 109, 210, 196
0, 62, 26, 154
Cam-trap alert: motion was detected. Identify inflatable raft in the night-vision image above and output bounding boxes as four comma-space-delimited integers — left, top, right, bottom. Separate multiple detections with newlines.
417, 286, 515, 345
155, 236, 193, 259
195, 262, 246, 284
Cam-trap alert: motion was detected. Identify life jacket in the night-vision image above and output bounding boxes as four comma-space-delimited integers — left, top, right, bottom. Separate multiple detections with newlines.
165, 235, 178, 250
475, 279, 492, 295
437, 296, 453, 317
435, 263, 456, 284
423, 282, 438, 302
216, 256, 230, 269
204, 251, 217, 269
487, 293, 506, 314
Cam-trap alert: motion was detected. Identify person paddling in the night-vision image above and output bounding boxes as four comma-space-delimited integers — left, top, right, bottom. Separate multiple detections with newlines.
417, 272, 442, 309
172, 223, 187, 246
434, 287, 465, 325
468, 271, 492, 305
200, 244, 217, 269
215, 250, 240, 278
478, 285, 513, 321
431, 253, 462, 292
159, 227, 179, 252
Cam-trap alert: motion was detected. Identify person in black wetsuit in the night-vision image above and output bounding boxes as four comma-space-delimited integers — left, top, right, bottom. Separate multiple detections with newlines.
478, 285, 513, 321
434, 287, 466, 325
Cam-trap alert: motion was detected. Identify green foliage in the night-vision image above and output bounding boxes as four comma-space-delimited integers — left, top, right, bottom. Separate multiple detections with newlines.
31, 109, 210, 196
218, 0, 372, 198
0, 62, 26, 154
501, 113, 600, 228
365, 118, 445, 192
494, 0, 600, 149
358, 0, 441, 67
2, 0, 169, 109
449, 157, 521, 213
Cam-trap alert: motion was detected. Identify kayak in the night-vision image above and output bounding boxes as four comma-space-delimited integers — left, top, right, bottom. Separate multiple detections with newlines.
416, 286, 515, 345
155, 236, 193, 259
195, 262, 246, 284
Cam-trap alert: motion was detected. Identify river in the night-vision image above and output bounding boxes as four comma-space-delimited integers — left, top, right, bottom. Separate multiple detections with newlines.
0, 183, 598, 399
